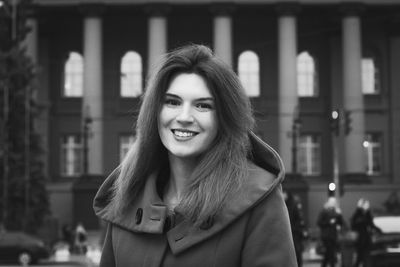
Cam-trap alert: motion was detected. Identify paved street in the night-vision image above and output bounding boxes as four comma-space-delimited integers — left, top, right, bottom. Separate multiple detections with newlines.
0, 231, 101, 267
0, 246, 322, 267
0, 253, 99, 267
0, 258, 322, 267
0, 231, 325, 267
0, 256, 321, 267
304, 262, 320, 267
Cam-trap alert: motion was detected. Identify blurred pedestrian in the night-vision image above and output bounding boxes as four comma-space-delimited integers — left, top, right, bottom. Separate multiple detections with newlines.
317, 197, 344, 267
61, 224, 74, 250
383, 191, 400, 215
351, 198, 382, 267
284, 190, 308, 267
93, 44, 297, 266
74, 222, 87, 254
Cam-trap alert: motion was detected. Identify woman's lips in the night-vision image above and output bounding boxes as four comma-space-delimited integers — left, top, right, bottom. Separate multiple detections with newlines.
171, 129, 199, 138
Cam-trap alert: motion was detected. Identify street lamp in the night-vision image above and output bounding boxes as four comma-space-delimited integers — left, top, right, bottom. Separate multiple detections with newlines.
331, 110, 339, 120
328, 182, 336, 197
82, 116, 92, 176
330, 109, 341, 205
291, 105, 301, 174
363, 140, 369, 148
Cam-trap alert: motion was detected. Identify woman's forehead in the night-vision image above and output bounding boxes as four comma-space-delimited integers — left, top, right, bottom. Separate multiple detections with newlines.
165, 73, 213, 99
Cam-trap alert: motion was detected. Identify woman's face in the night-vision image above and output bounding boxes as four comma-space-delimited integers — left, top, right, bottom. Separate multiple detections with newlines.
158, 73, 218, 159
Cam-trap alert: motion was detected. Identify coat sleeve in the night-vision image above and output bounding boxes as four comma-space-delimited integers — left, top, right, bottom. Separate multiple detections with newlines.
100, 223, 116, 267
241, 185, 298, 267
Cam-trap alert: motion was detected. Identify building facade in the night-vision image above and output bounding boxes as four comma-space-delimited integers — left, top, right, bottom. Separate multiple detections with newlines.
25, 0, 400, 229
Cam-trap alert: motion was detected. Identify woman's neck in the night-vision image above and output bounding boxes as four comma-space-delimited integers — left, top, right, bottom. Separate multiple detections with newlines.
164, 154, 198, 210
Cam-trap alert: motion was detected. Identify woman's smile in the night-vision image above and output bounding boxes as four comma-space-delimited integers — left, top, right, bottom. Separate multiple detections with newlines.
172, 129, 199, 139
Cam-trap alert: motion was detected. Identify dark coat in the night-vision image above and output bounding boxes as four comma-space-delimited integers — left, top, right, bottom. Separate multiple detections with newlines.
93, 133, 297, 267
286, 194, 307, 245
351, 208, 381, 247
317, 207, 344, 242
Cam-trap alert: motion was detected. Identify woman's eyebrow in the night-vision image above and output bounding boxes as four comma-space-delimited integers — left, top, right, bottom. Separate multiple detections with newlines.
196, 97, 214, 101
165, 93, 180, 99
165, 93, 213, 102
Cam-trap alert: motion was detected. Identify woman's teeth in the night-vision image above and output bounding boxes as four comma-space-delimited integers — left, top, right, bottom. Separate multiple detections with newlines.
174, 130, 195, 137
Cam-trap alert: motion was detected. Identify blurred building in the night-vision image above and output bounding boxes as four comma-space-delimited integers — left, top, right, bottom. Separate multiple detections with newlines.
23, 0, 400, 229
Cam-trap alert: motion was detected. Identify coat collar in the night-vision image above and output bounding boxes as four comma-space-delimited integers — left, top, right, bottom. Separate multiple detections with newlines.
94, 132, 285, 255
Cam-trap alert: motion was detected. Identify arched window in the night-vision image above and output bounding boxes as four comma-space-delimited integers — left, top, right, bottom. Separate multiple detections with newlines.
362, 57, 380, 94
238, 50, 260, 97
64, 52, 83, 97
121, 51, 143, 97
297, 51, 318, 97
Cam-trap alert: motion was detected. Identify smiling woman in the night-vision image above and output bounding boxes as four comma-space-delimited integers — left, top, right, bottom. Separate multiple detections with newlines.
93, 44, 297, 267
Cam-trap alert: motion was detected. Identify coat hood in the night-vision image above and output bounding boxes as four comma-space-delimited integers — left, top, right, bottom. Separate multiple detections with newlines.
93, 131, 285, 254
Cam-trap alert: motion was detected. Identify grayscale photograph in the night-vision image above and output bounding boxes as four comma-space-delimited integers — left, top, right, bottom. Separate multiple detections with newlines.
1, 0, 400, 266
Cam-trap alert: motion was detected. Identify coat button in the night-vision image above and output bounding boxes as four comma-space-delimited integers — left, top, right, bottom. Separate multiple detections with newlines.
135, 208, 143, 224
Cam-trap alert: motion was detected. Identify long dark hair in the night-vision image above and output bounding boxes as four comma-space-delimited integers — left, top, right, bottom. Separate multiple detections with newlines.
106, 44, 255, 225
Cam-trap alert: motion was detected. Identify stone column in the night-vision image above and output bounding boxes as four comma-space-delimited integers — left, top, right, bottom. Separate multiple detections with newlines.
211, 4, 235, 66
146, 4, 169, 75
341, 4, 365, 174
276, 3, 300, 173
82, 6, 104, 175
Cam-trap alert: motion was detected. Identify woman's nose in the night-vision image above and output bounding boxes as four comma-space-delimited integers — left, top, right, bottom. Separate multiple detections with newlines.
176, 104, 194, 123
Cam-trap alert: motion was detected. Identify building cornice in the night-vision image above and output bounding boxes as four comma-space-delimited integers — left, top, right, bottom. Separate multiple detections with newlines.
210, 2, 236, 16
339, 2, 366, 16
79, 4, 106, 17
32, 0, 400, 6
143, 3, 171, 16
275, 2, 301, 16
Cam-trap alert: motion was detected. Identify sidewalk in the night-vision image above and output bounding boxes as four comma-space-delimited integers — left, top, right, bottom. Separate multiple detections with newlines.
303, 239, 323, 266
47, 230, 323, 266
45, 231, 102, 266
303, 250, 322, 263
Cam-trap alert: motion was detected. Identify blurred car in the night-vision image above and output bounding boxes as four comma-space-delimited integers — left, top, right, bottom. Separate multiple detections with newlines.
370, 216, 400, 267
0, 231, 51, 265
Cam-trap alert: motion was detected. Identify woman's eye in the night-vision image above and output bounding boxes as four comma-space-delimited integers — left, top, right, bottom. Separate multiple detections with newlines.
196, 102, 214, 111
165, 98, 180, 106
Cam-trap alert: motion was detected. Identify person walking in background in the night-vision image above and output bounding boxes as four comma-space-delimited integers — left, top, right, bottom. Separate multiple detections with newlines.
284, 190, 308, 267
383, 191, 400, 215
351, 198, 382, 267
93, 44, 297, 266
317, 197, 344, 267
74, 222, 88, 254
61, 224, 74, 251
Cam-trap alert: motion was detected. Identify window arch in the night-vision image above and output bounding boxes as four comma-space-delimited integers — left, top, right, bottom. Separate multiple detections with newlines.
121, 51, 143, 97
238, 50, 260, 97
297, 51, 318, 97
64, 52, 83, 97
362, 57, 380, 94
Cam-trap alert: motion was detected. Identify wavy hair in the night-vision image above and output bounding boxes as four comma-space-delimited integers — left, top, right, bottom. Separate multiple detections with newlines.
106, 44, 255, 226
